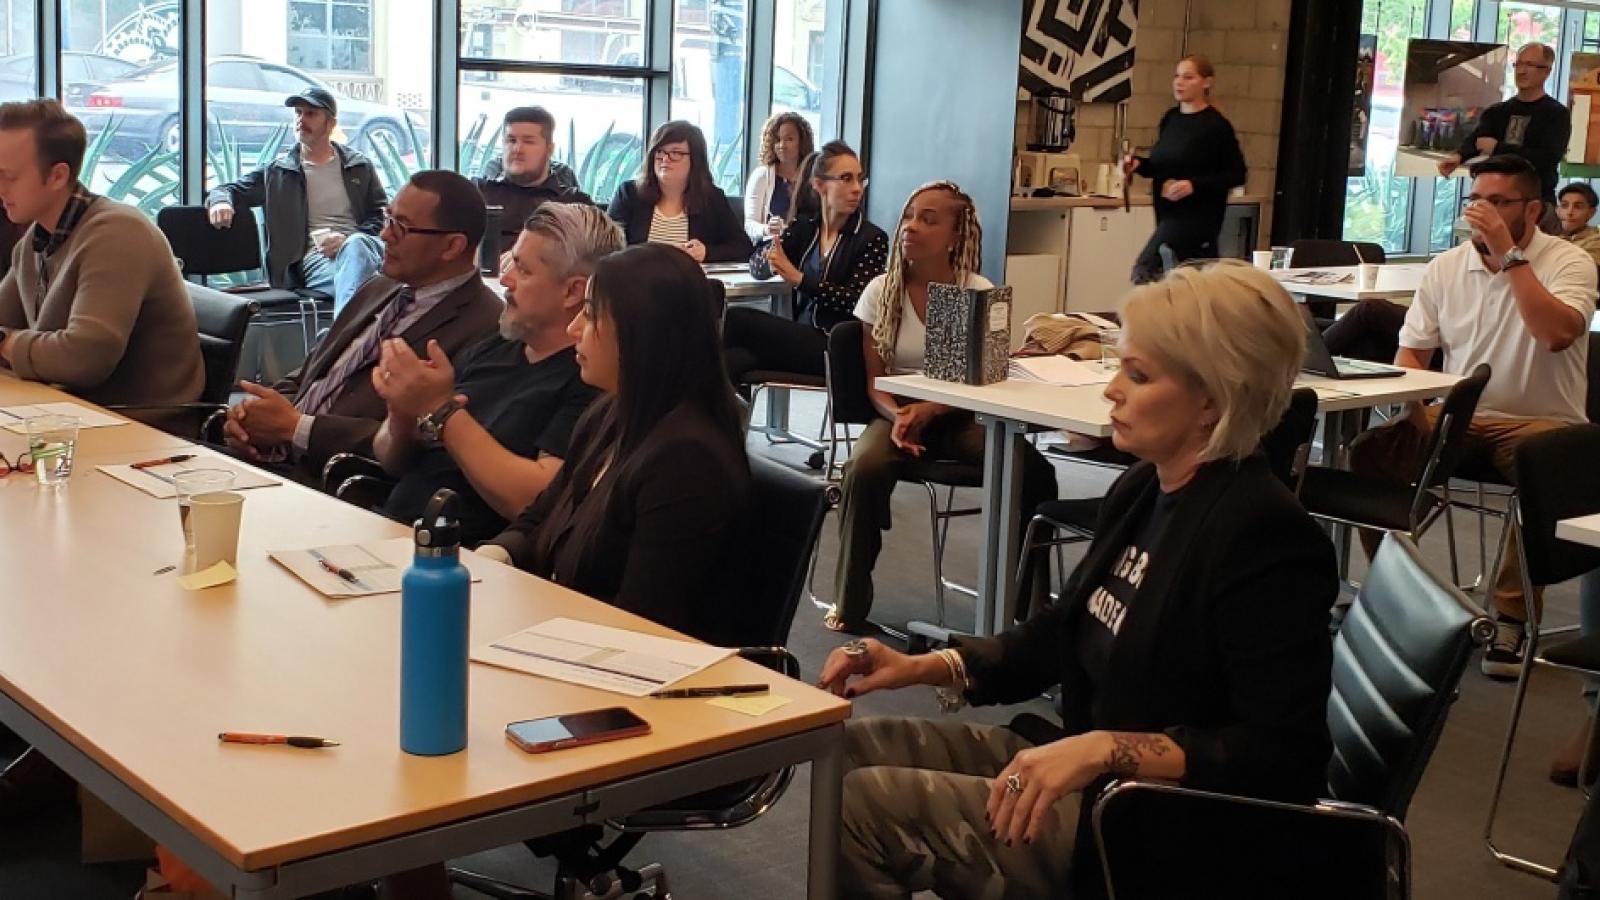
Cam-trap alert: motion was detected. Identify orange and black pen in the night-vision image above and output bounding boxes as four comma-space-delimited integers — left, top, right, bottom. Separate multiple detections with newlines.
219, 732, 339, 749
131, 453, 195, 470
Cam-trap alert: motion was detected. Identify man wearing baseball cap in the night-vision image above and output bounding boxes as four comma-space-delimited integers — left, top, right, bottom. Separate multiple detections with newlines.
205, 86, 388, 314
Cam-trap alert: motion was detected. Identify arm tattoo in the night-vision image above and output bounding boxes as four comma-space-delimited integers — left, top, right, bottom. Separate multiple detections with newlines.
1105, 732, 1172, 777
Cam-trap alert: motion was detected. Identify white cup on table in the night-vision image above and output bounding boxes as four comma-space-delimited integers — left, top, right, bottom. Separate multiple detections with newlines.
1251, 250, 1273, 270
1357, 263, 1379, 290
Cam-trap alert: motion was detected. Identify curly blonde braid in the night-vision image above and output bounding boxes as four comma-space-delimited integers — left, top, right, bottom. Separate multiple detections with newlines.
871, 182, 984, 370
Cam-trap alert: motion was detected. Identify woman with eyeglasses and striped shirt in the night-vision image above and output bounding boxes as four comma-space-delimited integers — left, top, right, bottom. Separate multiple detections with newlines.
606, 120, 752, 264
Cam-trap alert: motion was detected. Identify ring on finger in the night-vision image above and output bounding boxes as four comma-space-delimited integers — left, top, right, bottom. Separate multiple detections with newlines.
1006, 773, 1024, 795
381, 370, 393, 381
842, 639, 869, 657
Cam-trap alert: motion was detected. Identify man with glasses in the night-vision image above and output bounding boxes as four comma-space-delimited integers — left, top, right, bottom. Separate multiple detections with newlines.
1439, 42, 1569, 233
1350, 155, 1596, 679
206, 87, 388, 312
221, 170, 502, 483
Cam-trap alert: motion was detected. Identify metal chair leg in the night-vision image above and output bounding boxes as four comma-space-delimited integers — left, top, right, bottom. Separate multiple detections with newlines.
1443, 485, 1462, 591
923, 482, 948, 628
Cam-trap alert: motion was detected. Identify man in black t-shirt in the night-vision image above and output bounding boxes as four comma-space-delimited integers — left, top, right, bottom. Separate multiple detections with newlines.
473, 107, 595, 272
371, 202, 623, 543
1439, 42, 1569, 232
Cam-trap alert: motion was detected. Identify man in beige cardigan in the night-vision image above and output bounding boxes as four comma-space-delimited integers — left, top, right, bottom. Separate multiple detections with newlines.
0, 100, 202, 422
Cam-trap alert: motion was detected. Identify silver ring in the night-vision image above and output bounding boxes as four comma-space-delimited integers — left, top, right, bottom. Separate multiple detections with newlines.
1006, 773, 1024, 795
841, 639, 869, 657
381, 370, 392, 381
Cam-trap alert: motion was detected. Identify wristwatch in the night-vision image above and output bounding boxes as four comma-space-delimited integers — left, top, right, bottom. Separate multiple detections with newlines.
1501, 246, 1530, 271
417, 397, 464, 444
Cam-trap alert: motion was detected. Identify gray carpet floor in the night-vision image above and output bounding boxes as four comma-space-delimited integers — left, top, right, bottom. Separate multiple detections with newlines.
0, 391, 1586, 899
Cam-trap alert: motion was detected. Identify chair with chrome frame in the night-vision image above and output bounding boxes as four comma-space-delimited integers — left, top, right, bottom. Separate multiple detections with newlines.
1089, 533, 1491, 898
1298, 363, 1491, 588
448, 454, 830, 900
1484, 425, 1600, 879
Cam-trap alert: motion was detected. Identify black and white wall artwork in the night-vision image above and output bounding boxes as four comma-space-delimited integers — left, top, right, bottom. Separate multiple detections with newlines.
1019, 0, 1140, 104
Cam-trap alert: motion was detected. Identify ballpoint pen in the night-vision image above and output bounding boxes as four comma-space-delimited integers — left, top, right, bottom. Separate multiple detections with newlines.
650, 684, 769, 699
218, 732, 340, 748
308, 549, 361, 585
131, 453, 196, 470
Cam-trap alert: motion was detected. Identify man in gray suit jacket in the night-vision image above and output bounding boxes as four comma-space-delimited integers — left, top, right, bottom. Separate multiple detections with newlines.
223, 169, 501, 481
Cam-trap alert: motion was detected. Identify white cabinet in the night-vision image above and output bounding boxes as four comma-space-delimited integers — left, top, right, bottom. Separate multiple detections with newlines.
1063, 206, 1155, 311
1002, 253, 1063, 350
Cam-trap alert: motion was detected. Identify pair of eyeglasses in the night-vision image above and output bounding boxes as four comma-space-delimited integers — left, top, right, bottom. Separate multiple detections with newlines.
381, 208, 463, 240
653, 149, 690, 163
820, 173, 869, 188
0, 451, 33, 477
1514, 62, 1551, 70
1466, 195, 1533, 209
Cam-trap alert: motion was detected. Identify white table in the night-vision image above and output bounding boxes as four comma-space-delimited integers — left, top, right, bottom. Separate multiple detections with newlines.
1557, 514, 1600, 549
880, 367, 1463, 637
1274, 264, 1427, 303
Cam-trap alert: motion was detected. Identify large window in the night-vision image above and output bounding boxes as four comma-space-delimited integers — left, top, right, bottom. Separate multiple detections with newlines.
65, 0, 183, 215
459, 0, 646, 67
772, 0, 832, 138
670, 0, 747, 194
1343, 0, 1424, 252
207, 0, 433, 200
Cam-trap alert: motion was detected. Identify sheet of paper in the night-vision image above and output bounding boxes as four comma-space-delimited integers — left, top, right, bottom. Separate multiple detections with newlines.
472, 617, 735, 697
1277, 271, 1352, 286
178, 561, 236, 591
97, 456, 281, 499
0, 401, 127, 432
1008, 356, 1113, 387
268, 537, 468, 598
709, 694, 792, 717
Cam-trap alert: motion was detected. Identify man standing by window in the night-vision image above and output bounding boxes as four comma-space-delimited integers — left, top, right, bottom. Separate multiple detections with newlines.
206, 87, 387, 312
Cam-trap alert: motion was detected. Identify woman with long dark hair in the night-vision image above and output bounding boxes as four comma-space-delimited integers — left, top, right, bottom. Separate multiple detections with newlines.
743, 111, 815, 240
481, 243, 751, 643
722, 140, 888, 387
606, 120, 752, 263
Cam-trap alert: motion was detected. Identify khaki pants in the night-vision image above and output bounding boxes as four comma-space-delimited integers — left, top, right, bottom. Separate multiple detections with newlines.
1348, 408, 1567, 621
840, 717, 1077, 899
833, 414, 1058, 627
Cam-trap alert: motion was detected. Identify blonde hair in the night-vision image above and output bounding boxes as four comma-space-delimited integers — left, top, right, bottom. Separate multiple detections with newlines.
869, 182, 983, 369
1118, 260, 1305, 462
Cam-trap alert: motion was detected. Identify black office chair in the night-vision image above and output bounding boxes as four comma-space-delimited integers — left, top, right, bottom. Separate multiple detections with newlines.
322, 453, 395, 506
157, 205, 333, 362
1484, 425, 1600, 879
1299, 364, 1491, 589
1014, 388, 1321, 620
449, 454, 830, 900
1290, 239, 1388, 323
1090, 533, 1491, 898
107, 283, 258, 440
820, 319, 983, 634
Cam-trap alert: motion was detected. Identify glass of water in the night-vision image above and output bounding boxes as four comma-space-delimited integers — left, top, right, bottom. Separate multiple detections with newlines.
25, 414, 78, 487
173, 469, 236, 563
1099, 327, 1124, 371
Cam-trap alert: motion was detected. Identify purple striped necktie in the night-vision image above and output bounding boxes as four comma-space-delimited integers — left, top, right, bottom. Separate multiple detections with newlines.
295, 285, 417, 417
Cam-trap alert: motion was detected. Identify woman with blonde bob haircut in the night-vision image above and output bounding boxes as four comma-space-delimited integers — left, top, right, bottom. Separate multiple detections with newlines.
817, 260, 1337, 900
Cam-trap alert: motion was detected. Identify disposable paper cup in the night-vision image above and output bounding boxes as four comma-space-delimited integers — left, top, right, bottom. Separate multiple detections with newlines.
1358, 263, 1379, 290
1251, 250, 1273, 270
188, 491, 244, 572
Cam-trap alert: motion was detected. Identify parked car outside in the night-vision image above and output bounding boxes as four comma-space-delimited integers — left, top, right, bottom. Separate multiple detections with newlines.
0, 51, 142, 105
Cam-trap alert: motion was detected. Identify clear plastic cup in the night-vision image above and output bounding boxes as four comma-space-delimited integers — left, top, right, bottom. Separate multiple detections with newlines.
25, 414, 78, 487
1099, 327, 1123, 371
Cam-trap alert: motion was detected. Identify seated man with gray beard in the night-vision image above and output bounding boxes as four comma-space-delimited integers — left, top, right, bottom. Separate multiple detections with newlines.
371, 202, 621, 543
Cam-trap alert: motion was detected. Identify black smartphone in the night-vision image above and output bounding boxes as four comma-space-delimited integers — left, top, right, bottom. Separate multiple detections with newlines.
505, 707, 651, 754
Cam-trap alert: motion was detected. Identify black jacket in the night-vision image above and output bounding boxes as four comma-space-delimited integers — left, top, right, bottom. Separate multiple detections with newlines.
205, 142, 387, 290
488, 403, 751, 645
750, 210, 888, 330
474, 160, 596, 247
606, 180, 753, 263
956, 454, 1336, 895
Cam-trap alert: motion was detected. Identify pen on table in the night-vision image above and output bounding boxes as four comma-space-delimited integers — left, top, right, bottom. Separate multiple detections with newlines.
650, 684, 769, 699
218, 732, 340, 748
131, 453, 195, 470
310, 552, 360, 584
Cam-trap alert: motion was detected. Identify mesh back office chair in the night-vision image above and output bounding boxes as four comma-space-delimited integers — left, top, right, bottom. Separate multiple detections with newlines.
106, 283, 258, 440
819, 319, 983, 634
157, 205, 333, 375
449, 455, 831, 900
1091, 534, 1491, 899
1484, 426, 1600, 879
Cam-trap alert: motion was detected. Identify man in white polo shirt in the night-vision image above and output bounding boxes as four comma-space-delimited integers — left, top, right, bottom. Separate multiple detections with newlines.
1351, 154, 1596, 679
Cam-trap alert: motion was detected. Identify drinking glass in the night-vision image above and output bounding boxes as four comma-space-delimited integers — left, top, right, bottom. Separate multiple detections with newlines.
25, 414, 78, 487
1099, 327, 1123, 371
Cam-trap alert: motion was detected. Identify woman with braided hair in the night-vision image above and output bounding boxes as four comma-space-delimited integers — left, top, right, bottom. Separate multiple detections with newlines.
825, 182, 1058, 633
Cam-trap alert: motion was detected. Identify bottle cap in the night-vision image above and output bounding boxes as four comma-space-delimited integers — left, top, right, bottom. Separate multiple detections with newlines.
414, 488, 461, 551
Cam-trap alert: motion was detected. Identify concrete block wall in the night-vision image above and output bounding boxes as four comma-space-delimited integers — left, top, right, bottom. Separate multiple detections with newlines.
1016, 0, 1290, 240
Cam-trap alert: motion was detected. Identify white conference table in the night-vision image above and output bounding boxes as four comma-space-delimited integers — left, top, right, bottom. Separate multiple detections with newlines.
0, 374, 849, 899
1274, 263, 1428, 303
1557, 514, 1600, 549
880, 366, 1463, 638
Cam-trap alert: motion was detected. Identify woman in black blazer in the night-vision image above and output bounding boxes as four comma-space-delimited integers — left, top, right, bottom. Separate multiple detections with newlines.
481, 243, 750, 644
817, 262, 1337, 900
722, 141, 887, 386
606, 120, 753, 264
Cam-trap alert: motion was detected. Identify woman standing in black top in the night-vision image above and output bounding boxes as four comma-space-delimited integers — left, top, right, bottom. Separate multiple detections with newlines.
722, 141, 888, 386
1123, 55, 1247, 284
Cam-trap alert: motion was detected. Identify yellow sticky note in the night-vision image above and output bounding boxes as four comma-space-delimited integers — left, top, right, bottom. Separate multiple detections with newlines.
708, 694, 793, 717
177, 560, 237, 591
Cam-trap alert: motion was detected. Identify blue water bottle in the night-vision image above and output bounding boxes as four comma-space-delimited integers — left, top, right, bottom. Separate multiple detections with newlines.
400, 489, 471, 756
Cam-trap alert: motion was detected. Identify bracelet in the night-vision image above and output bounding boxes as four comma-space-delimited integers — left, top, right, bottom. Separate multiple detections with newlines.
932, 648, 969, 713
